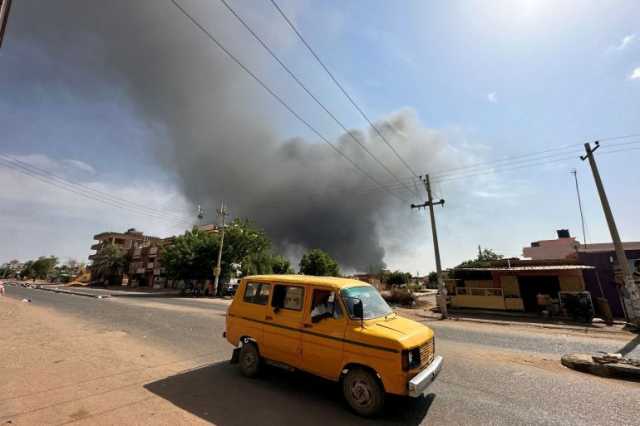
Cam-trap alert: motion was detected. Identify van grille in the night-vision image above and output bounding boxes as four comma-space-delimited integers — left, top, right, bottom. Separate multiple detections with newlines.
418, 339, 434, 368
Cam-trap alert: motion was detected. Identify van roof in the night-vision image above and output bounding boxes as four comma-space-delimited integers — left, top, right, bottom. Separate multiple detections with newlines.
242, 274, 370, 290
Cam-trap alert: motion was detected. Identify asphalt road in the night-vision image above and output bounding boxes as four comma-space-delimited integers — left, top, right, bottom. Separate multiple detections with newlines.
5, 286, 640, 425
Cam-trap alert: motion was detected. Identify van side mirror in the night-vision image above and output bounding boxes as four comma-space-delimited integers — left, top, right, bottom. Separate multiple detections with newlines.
352, 298, 364, 319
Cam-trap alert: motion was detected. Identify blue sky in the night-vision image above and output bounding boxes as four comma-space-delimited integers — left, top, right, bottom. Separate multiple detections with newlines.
1, 0, 639, 272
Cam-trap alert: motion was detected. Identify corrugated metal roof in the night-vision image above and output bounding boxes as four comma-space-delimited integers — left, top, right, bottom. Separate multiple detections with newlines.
456, 265, 594, 271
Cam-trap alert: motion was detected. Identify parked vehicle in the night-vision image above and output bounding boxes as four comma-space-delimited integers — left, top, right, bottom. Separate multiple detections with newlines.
224, 275, 443, 417
222, 281, 239, 296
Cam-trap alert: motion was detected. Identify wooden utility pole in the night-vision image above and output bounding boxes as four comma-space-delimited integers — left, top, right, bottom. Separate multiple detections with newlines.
213, 201, 228, 296
411, 174, 448, 318
581, 141, 640, 325
0, 0, 12, 48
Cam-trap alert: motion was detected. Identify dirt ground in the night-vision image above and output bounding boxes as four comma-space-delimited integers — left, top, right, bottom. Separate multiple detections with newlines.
0, 297, 211, 425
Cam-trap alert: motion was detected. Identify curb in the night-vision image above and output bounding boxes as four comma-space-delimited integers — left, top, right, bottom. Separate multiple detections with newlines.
561, 353, 640, 381
35, 287, 110, 299
447, 316, 631, 336
407, 311, 631, 337
109, 292, 181, 298
34, 286, 182, 299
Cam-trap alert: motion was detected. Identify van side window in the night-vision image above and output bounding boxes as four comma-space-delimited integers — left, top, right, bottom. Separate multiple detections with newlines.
272, 285, 304, 311
244, 283, 270, 305
311, 289, 342, 320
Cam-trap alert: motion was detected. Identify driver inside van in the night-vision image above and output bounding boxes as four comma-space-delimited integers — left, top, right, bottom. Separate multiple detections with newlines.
311, 290, 338, 322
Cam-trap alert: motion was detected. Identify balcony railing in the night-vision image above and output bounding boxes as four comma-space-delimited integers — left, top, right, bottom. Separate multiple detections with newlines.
455, 287, 503, 297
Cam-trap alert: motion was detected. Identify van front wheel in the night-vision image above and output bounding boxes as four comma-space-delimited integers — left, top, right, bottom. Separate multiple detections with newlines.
342, 368, 384, 417
238, 342, 260, 378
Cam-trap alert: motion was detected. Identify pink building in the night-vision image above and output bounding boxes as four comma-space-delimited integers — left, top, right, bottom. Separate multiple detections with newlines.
522, 229, 580, 260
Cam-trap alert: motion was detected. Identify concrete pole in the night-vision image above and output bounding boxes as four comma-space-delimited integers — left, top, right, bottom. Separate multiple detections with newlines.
213, 201, 227, 296
582, 142, 640, 324
424, 175, 448, 318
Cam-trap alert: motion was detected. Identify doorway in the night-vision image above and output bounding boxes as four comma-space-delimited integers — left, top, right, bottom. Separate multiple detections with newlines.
518, 275, 561, 312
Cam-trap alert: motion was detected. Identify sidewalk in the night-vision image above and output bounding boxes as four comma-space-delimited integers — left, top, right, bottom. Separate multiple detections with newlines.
396, 306, 634, 337
34, 284, 182, 299
0, 295, 213, 425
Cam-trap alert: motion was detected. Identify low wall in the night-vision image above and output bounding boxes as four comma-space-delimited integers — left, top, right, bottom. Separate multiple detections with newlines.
451, 295, 506, 310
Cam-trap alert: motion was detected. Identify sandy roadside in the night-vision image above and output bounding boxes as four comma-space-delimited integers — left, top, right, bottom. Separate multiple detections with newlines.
0, 296, 214, 425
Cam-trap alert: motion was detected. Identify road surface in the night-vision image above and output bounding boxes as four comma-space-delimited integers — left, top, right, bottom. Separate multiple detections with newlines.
3, 285, 639, 425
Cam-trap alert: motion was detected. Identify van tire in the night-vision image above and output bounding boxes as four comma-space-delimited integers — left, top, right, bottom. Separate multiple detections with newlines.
239, 342, 260, 378
342, 368, 384, 417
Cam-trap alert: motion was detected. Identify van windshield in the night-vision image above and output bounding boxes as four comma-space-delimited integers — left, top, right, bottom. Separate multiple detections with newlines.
341, 286, 393, 320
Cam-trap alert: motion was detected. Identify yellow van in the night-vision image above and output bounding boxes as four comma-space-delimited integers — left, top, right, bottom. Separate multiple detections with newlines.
224, 275, 443, 416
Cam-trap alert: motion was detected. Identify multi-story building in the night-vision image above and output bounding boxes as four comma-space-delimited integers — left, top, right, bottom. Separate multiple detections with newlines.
89, 225, 220, 288
88, 228, 160, 262
128, 241, 167, 288
88, 228, 160, 285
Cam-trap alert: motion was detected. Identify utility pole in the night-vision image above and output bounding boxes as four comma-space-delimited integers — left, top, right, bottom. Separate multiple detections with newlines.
213, 201, 228, 297
411, 174, 448, 318
197, 205, 204, 224
581, 141, 640, 325
0, 0, 12, 48
570, 169, 588, 248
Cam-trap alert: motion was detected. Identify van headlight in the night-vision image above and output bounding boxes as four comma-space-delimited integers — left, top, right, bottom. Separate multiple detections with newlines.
402, 347, 421, 371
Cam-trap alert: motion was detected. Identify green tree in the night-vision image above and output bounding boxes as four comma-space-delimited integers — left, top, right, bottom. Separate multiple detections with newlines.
457, 248, 503, 268
21, 260, 35, 279
161, 219, 274, 286
30, 256, 58, 280
299, 249, 340, 276
91, 244, 128, 285
161, 229, 217, 281
386, 270, 412, 286
271, 255, 293, 274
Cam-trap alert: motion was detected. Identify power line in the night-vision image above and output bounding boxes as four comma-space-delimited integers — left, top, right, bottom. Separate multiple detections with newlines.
268, 0, 421, 179
599, 133, 640, 142
0, 154, 188, 220
0, 157, 194, 227
219, 0, 418, 197
348, 142, 640, 195
0, 159, 193, 227
169, 0, 410, 204
429, 134, 640, 179
434, 143, 640, 184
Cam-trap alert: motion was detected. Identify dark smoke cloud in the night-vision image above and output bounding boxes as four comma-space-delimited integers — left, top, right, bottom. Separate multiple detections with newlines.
7, 1, 452, 271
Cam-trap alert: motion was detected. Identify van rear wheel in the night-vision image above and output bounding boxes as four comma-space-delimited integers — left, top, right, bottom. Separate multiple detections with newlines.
239, 342, 260, 378
342, 368, 384, 417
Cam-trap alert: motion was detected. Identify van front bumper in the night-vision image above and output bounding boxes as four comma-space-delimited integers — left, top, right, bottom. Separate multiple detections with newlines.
407, 355, 443, 397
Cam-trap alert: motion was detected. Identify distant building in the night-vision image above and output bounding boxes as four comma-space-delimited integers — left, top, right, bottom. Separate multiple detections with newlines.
450, 259, 592, 313
350, 274, 384, 290
1, 259, 24, 278
88, 228, 159, 262
522, 229, 640, 319
88, 225, 220, 288
128, 240, 168, 288
522, 229, 580, 260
